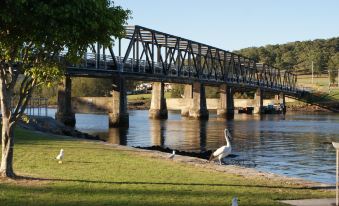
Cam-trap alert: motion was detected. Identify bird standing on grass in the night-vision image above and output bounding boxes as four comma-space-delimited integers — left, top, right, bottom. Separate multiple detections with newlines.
232, 197, 238, 206
209, 129, 232, 165
168, 150, 175, 159
56, 149, 64, 164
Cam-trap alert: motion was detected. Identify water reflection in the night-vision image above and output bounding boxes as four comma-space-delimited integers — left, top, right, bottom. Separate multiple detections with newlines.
106, 128, 128, 145
149, 119, 166, 146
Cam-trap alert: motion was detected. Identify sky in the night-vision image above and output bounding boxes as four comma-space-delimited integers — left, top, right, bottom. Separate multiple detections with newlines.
114, 0, 339, 51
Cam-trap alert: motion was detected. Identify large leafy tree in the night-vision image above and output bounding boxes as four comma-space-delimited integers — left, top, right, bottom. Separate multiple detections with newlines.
328, 53, 339, 84
0, 0, 130, 178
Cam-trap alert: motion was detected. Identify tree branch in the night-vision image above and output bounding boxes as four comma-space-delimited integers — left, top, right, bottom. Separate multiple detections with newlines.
11, 76, 33, 122
11, 78, 36, 123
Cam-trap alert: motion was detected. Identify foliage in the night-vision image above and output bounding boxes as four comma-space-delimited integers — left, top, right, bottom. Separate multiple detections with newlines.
236, 37, 339, 74
72, 78, 112, 97
328, 53, 339, 84
0, 0, 130, 177
170, 84, 184, 98
205, 86, 219, 98
0, 0, 130, 120
170, 84, 219, 98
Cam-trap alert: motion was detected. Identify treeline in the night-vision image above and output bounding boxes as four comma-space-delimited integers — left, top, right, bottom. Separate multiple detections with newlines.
31, 78, 140, 104
236, 37, 339, 76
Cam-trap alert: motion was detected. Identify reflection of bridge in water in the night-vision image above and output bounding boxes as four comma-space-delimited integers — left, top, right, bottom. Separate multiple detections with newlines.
100, 114, 259, 152
55, 25, 302, 127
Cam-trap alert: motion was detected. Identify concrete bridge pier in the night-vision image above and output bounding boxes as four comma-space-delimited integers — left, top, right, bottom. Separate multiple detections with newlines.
253, 88, 264, 114
181, 84, 193, 117
279, 92, 286, 114
55, 76, 76, 127
149, 82, 168, 119
274, 94, 280, 104
108, 76, 129, 127
217, 84, 234, 119
188, 82, 209, 119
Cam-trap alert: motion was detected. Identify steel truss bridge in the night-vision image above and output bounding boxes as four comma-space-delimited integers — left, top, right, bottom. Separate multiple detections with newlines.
66, 25, 299, 95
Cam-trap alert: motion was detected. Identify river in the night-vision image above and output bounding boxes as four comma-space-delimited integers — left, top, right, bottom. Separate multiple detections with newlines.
45, 109, 339, 184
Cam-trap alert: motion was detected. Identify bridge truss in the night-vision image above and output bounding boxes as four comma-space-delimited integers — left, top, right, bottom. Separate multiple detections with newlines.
66, 25, 298, 95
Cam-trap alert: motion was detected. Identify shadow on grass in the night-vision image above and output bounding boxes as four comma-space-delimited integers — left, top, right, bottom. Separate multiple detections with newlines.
15, 175, 332, 190
0, 181, 282, 206
291, 91, 339, 112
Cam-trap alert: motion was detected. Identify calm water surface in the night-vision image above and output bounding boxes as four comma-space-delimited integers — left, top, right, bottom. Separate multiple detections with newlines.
46, 109, 339, 183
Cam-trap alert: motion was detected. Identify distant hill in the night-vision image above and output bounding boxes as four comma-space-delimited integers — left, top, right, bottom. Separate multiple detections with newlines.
235, 37, 339, 74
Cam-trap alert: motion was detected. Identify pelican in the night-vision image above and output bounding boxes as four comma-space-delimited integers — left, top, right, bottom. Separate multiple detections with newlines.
209, 129, 232, 165
232, 197, 238, 206
168, 150, 175, 159
56, 149, 64, 164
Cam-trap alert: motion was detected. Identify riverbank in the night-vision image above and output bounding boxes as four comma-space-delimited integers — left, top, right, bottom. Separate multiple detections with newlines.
0, 127, 334, 205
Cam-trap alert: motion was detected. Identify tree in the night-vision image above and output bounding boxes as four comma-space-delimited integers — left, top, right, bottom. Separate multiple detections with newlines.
72, 78, 113, 97
328, 53, 339, 84
0, 0, 130, 178
308, 49, 326, 76
171, 84, 184, 98
236, 37, 339, 74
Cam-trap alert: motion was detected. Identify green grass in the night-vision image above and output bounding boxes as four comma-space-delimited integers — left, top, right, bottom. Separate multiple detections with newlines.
0, 128, 333, 206
298, 74, 339, 94
295, 75, 339, 107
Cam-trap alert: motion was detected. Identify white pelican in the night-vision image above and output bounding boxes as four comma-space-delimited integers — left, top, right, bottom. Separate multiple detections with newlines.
209, 129, 232, 165
232, 197, 238, 206
56, 149, 64, 164
168, 150, 175, 159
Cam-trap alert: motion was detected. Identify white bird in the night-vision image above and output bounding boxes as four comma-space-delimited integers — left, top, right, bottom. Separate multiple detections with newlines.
168, 150, 175, 159
56, 149, 64, 164
209, 129, 232, 165
232, 197, 238, 206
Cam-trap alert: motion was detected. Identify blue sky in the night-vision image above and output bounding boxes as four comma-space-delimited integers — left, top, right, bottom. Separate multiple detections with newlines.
114, 0, 339, 51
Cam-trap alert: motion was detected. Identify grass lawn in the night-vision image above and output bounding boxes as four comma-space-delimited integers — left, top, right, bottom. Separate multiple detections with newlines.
298, 74, 339, 94
0, 128, 333, 206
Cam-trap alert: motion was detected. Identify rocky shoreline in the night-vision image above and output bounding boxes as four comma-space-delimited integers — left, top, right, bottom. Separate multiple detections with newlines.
128, 99, 150, 110
287, 104, 337, 112
18, 116, 101, 141
108, 143, 332, 189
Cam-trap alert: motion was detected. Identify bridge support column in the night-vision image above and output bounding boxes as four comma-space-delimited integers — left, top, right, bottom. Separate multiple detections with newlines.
279, 92, 286, 114
55, 76, 76, 127
217, 85, 234, 119
188, 82, 209, 119
149, 82, 168, 119
253, 88, 264, 114
181, 84, 193, 117
108, 76, 129, 127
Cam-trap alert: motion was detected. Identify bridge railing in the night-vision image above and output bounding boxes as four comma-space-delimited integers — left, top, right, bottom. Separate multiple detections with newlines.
64, 52, 298, 94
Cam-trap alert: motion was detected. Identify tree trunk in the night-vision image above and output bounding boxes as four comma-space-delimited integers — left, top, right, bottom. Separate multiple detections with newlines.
0, 115, 15, 178
0, 76, 16, 178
